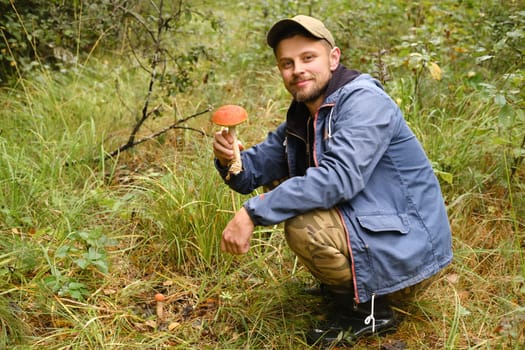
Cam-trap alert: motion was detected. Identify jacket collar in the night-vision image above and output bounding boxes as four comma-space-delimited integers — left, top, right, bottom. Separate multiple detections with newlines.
286, 64, 360, 137
324, 64, 361, 102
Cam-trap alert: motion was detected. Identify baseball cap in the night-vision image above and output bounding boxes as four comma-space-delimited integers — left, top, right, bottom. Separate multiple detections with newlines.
266, 15, 335, 49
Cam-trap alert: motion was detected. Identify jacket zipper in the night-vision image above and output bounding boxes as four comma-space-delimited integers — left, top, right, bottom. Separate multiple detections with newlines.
289, 103, 361, 302
315, 104, 360, 303
306, 114, 312, 168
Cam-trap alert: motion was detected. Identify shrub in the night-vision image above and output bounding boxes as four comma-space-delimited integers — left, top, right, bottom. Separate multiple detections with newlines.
0, 0, 124, 83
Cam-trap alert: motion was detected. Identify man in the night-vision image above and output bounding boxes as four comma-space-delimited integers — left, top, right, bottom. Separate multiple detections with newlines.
212, 15, 452, 345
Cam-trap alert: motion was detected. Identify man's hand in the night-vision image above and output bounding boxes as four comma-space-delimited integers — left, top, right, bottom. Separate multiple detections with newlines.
213, 129, 244, 167
221, 207, 255, 255
213, 129, 235, 167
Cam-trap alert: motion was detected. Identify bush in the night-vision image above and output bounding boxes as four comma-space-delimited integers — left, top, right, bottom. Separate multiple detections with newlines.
0, 0, 124, 83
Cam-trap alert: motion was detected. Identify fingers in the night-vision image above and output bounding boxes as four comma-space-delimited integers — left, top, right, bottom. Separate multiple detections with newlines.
216, 128, 233, 144
220, 208, 254, 255
221, 241, 249, 255
213, 129, 245, 163
213, 129, 234, 165
221, 229, 250, 255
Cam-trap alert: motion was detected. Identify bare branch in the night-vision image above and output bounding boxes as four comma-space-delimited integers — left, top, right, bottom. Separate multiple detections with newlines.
123, 1, 165, 148
105, 107, 211, 159
103, 0, 205, 164
117, 5, 157, 42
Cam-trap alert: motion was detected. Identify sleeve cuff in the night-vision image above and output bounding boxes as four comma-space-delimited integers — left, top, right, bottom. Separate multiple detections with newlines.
214, 158, 230, 180
243, 202, 259, 226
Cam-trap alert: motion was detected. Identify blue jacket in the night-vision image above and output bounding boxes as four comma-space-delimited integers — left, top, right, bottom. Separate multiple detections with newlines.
216, 66, 453, 303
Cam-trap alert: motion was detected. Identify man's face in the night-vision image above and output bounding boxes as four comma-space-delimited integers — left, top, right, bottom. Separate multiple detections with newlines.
275, 35, 340, 109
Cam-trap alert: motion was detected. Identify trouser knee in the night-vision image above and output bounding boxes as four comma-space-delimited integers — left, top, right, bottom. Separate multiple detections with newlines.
284, 208, 353, 293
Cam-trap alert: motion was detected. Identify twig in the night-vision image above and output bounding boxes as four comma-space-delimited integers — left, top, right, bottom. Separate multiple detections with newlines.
120, 0, 165, 150
101, 0, 204, 161
117, 5, 157, 43
373, 49, 391, 85
105, 107, 211, 159
128, 50, 158, 146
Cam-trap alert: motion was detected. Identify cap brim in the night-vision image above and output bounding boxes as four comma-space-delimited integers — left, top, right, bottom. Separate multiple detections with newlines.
266, 19, 304, 48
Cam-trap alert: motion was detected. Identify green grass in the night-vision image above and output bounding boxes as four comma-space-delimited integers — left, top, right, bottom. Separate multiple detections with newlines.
0, 0, 524, 349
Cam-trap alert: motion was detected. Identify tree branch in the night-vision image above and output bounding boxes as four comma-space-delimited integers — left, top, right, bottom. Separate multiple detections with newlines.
105, 107, 210, 159
123, 0, 164, 149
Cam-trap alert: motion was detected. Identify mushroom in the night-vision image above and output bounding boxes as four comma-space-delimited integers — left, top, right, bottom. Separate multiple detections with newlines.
154, 293, 165, 321
211, 105, 248, 178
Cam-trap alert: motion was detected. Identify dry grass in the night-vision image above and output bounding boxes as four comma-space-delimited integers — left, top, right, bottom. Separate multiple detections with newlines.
1, 0, 524, 349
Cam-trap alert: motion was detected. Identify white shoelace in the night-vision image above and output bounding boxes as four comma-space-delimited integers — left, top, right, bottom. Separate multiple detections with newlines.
364, 293, 376, 333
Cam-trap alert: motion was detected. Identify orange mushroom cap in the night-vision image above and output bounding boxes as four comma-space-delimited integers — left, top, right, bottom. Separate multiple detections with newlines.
154, 293, 165, 302
211, 104, 248, 127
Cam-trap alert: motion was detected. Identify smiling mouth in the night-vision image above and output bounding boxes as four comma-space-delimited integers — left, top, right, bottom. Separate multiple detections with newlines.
294, 79, 311, 87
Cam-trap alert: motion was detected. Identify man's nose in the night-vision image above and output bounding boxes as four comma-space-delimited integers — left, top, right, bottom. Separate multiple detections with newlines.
292, 60, 306, 75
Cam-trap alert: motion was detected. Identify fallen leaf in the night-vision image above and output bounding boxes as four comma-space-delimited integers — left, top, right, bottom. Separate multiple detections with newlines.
144, 319, 157, 329
458, 290, 470, 300
103, 288, 117, 295
428, 62, 442, 81
446, 273, 460, 284
454, 46, 468, 53
381, 340, 407, 350
168, 322, 180, 331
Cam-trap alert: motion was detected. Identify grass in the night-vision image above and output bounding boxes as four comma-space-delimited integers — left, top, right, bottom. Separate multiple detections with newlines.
1, 0, 524, 349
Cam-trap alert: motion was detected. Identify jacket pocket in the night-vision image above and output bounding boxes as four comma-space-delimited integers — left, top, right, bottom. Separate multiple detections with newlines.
356, 214, 410, 234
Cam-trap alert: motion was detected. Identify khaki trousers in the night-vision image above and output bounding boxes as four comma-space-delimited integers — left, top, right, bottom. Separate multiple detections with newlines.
284, 208, 353, 294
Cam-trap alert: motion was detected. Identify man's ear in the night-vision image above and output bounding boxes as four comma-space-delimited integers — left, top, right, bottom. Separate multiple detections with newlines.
330, 47, 341, 71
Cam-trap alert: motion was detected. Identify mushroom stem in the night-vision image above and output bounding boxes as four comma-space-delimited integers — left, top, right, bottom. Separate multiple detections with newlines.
228, 126, 242, 175
154, 293, 165, 322
156, 300, 164, 320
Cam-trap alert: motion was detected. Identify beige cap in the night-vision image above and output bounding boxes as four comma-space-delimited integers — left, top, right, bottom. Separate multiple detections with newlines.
267, 15, 335, 49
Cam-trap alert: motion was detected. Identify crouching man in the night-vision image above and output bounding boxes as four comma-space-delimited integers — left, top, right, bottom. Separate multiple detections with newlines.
212, 14, 453, 346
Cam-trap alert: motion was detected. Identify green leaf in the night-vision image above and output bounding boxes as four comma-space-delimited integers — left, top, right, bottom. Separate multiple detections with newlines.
516, 109, 524, 121
87, 247, 103, 260
476, 55, 494, 63
66, 282, 89, 300
506, 29, 524, 39
491, 137, 511, 146
91, 259, 109, 274
43, 275, 62, 292
68, 282, 87, 290
458, 305, 471, 316
434, 169, 453, 184
55, 245, 70, 258
472, 128, 493, 137
494, 94, 506, 106
74, 258, 89, 269
512, 148, 525, 157
69, 289, 82, 300
77, 230, 91, 242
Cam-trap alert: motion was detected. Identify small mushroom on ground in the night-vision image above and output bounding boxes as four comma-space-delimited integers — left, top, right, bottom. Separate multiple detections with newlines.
154, 293, 165, 321
211, 105, 248, 178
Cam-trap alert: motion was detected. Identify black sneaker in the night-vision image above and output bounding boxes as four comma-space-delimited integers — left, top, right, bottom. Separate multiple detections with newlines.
302, 283, 337, 299
306, 296, 398, 346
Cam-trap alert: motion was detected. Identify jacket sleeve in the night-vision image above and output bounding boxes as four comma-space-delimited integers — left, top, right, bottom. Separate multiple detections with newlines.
244, 81, 399, 226
215, 122, 289, 194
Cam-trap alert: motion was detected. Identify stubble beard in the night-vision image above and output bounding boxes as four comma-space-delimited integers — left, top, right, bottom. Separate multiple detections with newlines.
290, 75, 329, 104
294, 84, 327, 104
